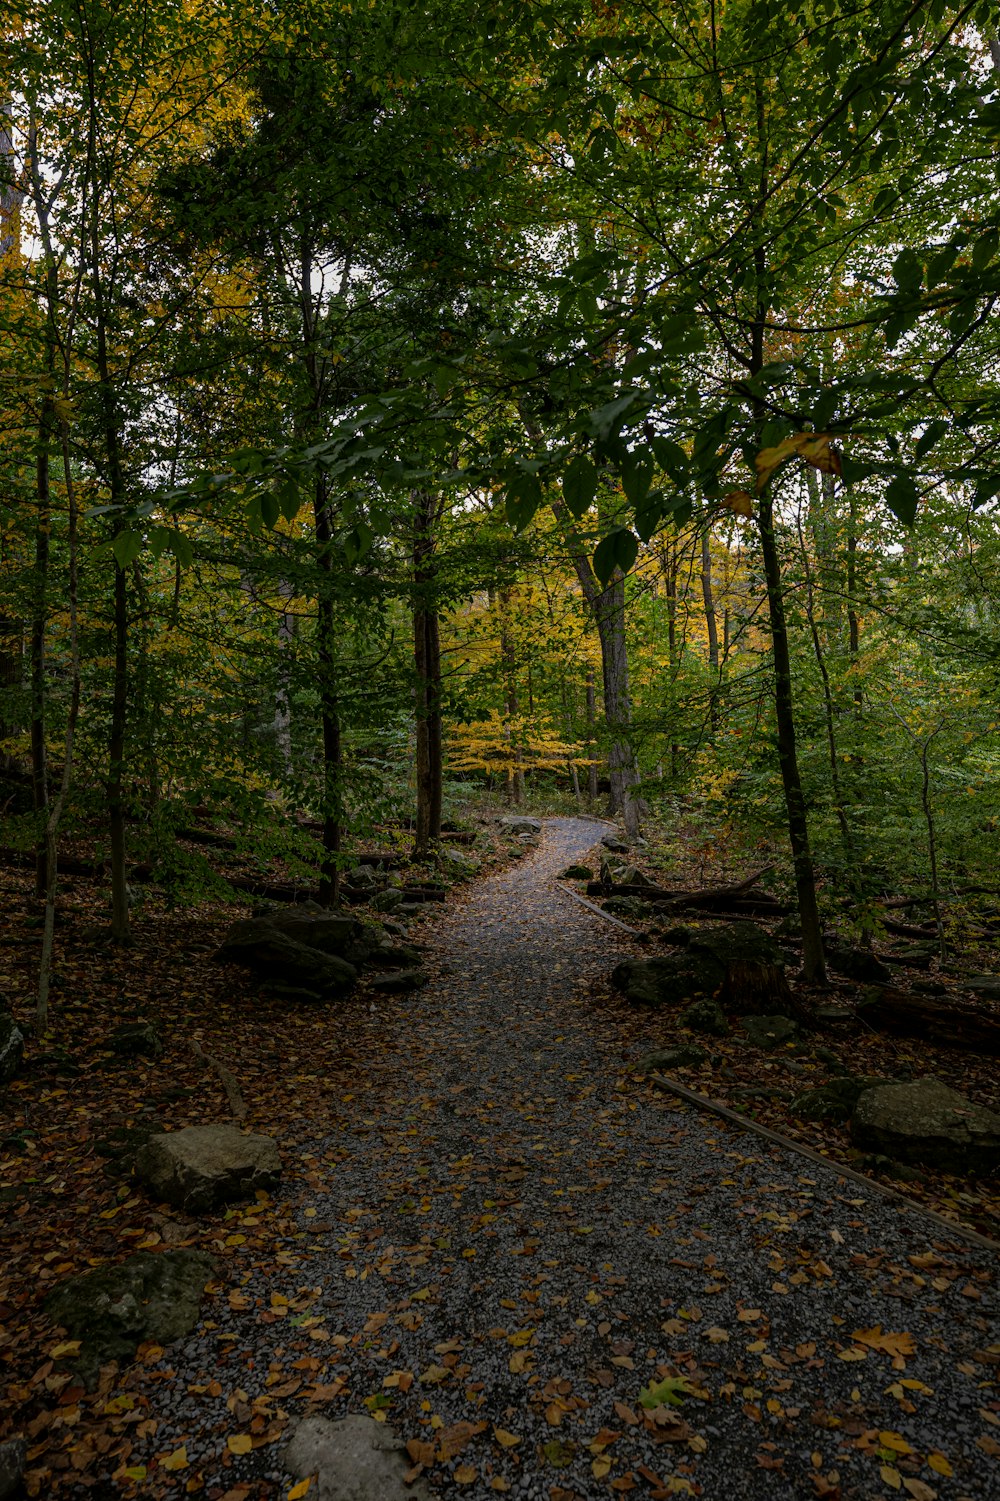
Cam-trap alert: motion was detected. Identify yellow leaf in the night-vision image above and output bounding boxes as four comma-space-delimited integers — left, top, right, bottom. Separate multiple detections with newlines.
227, 1435, 253, 1455
490, 1481, 510, 1493
881, 1464, 903, 1490
705, 1326, 729, 1343
49, 1341, 81, 1358
852, 1327, 916, 1363
287, 1482, 312, 1500
453, 1464, 477, 1484
508, 1329, 534, 1347
879, 1431, 915, 1456
494, 1429, 521, 1448
837, 1348, 867, 1361
161, 1447, 188, 1472
927, 1453, 952, 1477
592, 1457, 612, 1479
754, 431, 842, 493
902, 1481, 937, 1501
722, 488, 753, 517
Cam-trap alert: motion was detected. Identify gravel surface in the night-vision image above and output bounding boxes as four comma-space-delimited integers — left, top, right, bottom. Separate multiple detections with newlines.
122, 817, 997, 1500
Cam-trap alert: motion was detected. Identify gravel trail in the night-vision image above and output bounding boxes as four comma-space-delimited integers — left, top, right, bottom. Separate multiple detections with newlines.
128, 817, 997, 1501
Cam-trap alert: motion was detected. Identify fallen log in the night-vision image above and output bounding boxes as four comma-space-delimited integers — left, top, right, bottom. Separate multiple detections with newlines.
586, 879, 787, 916
882, 917, 940, 942
857, 986, 1000, 1054
0, 846, 105, 878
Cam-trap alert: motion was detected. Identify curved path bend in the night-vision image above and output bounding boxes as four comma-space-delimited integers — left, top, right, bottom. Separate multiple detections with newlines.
132, 817, 996, 1501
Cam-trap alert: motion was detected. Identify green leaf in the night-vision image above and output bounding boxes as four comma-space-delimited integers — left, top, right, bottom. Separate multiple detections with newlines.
972, 230, 999, 272
651, 437, 688, 483
885, 474, 919, 527
505, 472, 542, 532
593, 527, 639, 586
621, 455, 654, 508
562, 454, 598, 518
111, 530, 143, 568
891, 249, 923, 297
914, 420, 948, 462
277, 478, 301, 522
589, 390, 642, 441
167, 532, 194, 568
639, 1375, 692, 1409
260, 491, 280, 529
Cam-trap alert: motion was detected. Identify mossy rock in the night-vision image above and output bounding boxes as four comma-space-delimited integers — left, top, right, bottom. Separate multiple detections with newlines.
559, 865, 593, 880
739, 1014, 799, 1051
45, 1250, 216, 1387
638, 1044, 707, 1073
679, 997, 729, 1037
791, 1076, 886, 1123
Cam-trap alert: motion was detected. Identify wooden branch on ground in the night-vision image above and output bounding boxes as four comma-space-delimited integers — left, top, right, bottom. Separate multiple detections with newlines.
585, 865, 787, 917
647, 1072, 998, 1252
882, 917, 940, 941
191, 1040, 248, 1122
555, 883, 644, 934
857, 987, 1000, 1054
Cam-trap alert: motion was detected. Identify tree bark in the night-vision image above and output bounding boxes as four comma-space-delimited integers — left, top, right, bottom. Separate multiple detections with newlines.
700, 526, 720, 736
412, 490, 443, 856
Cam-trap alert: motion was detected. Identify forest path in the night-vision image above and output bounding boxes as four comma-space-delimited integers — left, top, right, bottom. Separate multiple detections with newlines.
132, 818, 996, 1501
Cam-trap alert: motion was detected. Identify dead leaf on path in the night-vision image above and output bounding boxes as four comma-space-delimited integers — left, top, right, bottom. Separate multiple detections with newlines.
227, 1435, 252, 1455
406, 1438, 435, 1467
436, 1420, 487, 1461
852, 1328, 916, 1368
160, 1447, 188, 1471
493, 1428, 520, 1449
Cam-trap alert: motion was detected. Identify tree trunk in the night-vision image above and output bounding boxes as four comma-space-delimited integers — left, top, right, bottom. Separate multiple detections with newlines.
412, 490, 443, 857
586, 669, 598, 802
30, 401, 51, 897
497, 587, 524, 806
274, 577, 295, 777
700, 526, 720, 735
314, 477, 341, 906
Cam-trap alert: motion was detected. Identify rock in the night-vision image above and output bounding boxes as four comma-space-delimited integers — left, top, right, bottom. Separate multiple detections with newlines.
438, 848, 480, 879
680, 998, 729, 1036
825, 946, 892, 984
0, 1013, 25, 1085
370, 943, 422, 969
812, 1045, 848, 1071
791, 1076, 884, 1123
638, 1044, 707, 1072
739, 1014, 799, 1051
656, 925, 693, 946
380, 919, 409, 938
44, 1249, 215, 1387
500, 815, 541, 835
214, 918, 357, 996
343, 864, 379, 890
731, 1085, 791, 1102
617, 865, 654, 887
814, 1003, 856, 1025
0, 1437, 26, 1501
611, 955, 711, 1008
267, 912, 358, 953
911, 978, 947, 996
601, 836, 629, 853
107, 1021, 162, 1059
960, 974, 1000, 1001
134, 1124, 281, 1212
850, 1077, 1000, 1174
368, 969, 426, 994
604, 896, 651, 919
559, 865, 593, 880
284, 1414, 433, 1501
371, 888, 404, 913
599, 857, 627, 884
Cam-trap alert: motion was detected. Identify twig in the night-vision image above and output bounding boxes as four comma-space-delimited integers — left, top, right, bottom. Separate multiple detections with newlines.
191, 1040, 248, 1123
648, 1072, 998, 1254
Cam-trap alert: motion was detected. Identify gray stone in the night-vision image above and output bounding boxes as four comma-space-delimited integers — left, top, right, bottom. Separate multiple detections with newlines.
438, 848, 480, 879
134, 1124, 281, 1212
0, 1013, 25, 1085
44, 1250, 215, 1387
214, 918, 357, 995
639, 1044, 707, 1072
500, 815, 542, 835
815, 1003, 856, 1025
371, 887, 404, 913
680, 998, 729, 1037
370, 943, 422, 969
617, 864, 654, 887
740, 1014, 799, 1051
601, 836, 629, 853
343, 864, 379, 890
107, 1021, 162, 1059
604, 896, 652, 919
0, 1437, 26, 1500
284, 1414, 433, 1501
791, 1076, 885, 1123
368, 969, 426, 994
960, 974, 1000, 1001
850, 1077, 1000, 1175
599, 857, 627, 884
269, 913, 358, 952
611, 955, 712, 1008
559, 865, 593, 880
825, 946, 892, 984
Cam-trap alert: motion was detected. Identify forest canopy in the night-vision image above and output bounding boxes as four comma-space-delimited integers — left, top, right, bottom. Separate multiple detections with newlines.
2, 0, 1000, 989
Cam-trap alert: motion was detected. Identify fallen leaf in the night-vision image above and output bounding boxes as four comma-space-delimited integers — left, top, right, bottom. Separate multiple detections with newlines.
453, 1464, 477, 1485
902, 1482, 936, 1501
161, 1447, 188, 1472
494, 1429, 521, 1449
881, 1464, 902, 1490
926, 1453, 951, 1477
287, 1481, 312, 1500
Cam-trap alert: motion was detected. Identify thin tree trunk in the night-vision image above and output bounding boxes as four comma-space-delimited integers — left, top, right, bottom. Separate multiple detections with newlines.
314, 476, 341, 906
274, 577, 295, 777
30, 401, 52, 897
586, 669, 598, 803
412, 491, 443, 856
796, 504, 853, 863
498, 587, 524, 806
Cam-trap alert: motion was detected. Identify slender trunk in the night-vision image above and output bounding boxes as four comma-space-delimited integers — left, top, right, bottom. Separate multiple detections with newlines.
586, 669, 598, 802
749, 86, 824, 981
498, 587, 524, 806
700, 527, 720, 736
314, 477, 341, 905
0, 89, 22, 772
31, 401, 52, 896
274, 578, 295, 777
846, 491, 862, 720
412, 491, 443, 856
37, 424, 81, 1029
796, 507, 853, 863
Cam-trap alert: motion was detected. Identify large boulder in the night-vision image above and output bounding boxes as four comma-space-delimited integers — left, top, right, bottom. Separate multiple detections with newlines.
680, 998, 729, 1037
739, 1014, 799, 1051
0, 1437, 26, 1501
559, 864, 593, 880
44, 1250, 215, 1387
639, 1044, 708, 1073
134, 1124, 281, 1212
612, 922, 790, 1016
850, 1077, 1000, 1175
107, 1021, 162, 1059
0, 1013, 25, 1085
438, 847, 480, 880
214, 917, 357, 995
500, 815, 541, 836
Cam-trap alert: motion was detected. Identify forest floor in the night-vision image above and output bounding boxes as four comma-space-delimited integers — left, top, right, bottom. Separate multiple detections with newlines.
0, 815, 998, 1501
